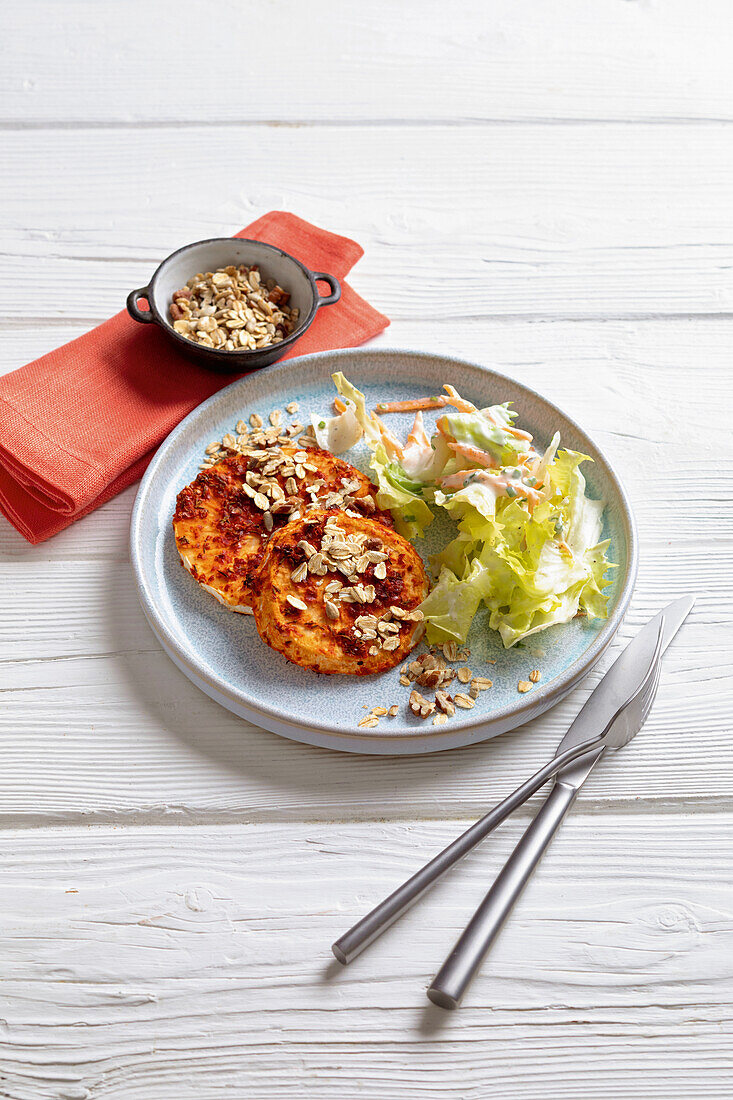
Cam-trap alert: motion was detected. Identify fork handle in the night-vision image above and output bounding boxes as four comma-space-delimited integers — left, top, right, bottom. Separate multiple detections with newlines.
427, 778, 581, 1010
332, 734, 602, 965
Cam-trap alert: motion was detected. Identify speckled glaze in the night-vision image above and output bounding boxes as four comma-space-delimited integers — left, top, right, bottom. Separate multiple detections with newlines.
130, 349, 637, 755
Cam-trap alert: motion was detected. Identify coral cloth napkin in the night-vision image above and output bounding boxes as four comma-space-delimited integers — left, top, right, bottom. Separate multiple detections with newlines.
0, 213, 389, 544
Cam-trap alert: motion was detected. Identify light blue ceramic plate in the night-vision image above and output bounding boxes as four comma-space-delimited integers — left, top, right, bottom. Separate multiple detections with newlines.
130, 349, 637, 755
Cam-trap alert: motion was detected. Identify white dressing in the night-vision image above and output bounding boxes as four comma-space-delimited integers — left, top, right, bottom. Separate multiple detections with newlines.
310, 405, 363, 454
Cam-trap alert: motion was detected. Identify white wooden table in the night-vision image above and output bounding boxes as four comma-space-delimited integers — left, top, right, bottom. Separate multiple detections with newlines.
2, 3, 732, 1096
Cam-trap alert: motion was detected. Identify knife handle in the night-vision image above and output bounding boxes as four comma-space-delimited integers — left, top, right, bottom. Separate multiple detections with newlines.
426, 777, 581, 1010
332, 734, 603, 965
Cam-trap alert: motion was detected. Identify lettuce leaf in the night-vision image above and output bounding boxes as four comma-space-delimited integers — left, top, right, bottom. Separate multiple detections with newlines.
423, 452, 613, 647
369, 443, 434, 540
439, 406, 529, 464
420, 560, 494, 644
331, 372, 381, 447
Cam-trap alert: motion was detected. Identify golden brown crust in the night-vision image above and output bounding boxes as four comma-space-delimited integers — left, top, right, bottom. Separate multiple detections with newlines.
173, 445, 391, 611
251, 509, 428, 675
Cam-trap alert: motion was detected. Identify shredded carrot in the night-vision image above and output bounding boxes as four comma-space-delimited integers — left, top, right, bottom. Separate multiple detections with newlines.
374, 396, 448, 414
375, 385, 479, 416
481, 406, 533, 442
439, 466, 542, 510
447, 441, 499, 469
373, 413, 404, 460
439, 470, 473, 489
406, 410, 431, 451
442, 385, 477, 413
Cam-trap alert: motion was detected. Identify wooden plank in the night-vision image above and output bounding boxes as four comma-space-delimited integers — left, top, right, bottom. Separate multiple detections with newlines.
0, 817, 730, 1098
0, 314, 728, 822
0, 550, 727, 823
3, 0, 733, 124
1, 316, 730, 561
1, 125, 733, 320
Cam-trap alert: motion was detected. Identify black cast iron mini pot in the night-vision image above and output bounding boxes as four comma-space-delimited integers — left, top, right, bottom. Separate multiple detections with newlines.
126, 237, 341, 373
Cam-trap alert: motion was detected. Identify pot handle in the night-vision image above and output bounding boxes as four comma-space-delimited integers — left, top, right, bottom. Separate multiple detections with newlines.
126, 286, 155, 324
312, 273, 341, 309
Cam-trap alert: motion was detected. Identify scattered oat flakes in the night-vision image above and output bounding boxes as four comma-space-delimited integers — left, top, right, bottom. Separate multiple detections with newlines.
472, 677, 493, 692
433, 713, 447, 726
291, 562, 308, 583
454, 692, 475, 709
388, 705, 399, 717
517, 680, 532, 693
529, 669, 541, 683
286, 401, 299, 414
457, 667, 472, 684
358, 716, 379, 729
371, 707, 388, 717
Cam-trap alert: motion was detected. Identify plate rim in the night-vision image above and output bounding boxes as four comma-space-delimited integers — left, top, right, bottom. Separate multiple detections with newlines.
130, 347, 638, 753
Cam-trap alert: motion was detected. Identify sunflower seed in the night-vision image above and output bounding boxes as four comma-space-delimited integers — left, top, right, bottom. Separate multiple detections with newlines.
324, 600, 340, 620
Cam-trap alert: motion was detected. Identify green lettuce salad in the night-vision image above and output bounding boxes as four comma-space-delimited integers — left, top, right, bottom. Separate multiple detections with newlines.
330, 373, 613, 649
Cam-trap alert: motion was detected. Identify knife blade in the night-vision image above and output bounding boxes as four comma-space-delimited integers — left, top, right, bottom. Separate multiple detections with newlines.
553, 595, 695, 789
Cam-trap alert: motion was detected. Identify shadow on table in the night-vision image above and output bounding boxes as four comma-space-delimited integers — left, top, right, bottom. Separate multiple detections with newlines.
114, 601, 541, 817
